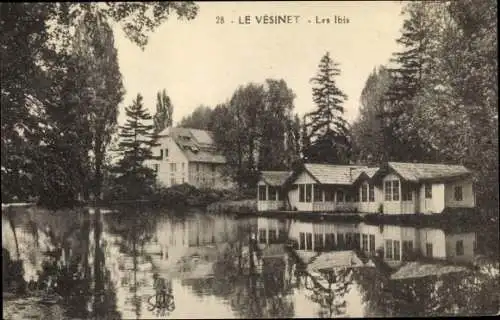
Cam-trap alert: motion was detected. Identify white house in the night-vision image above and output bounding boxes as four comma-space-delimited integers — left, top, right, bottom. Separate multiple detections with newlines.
257, 171, 291, 211
145, 127, 233, 189
371, 162, 475, 215
285, 164, 367, 212
258, 162, 475, 215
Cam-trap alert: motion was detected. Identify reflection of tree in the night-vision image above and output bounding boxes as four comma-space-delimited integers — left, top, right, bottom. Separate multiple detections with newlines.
15, 208, 121, 319
183, 239, 295, 318
103, 206, 158, 253
296, 267, 353, 318
351, 268, 394, 317
353, 266, 500, 317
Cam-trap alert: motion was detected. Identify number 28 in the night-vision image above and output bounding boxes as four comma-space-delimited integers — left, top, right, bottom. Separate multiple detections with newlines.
216, 16, 224, 24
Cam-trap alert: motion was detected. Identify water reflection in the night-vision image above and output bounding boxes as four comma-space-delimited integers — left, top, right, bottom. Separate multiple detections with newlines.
2, 206, 499, 319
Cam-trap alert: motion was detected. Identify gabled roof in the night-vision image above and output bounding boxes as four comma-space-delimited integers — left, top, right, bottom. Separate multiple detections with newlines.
301, 164, 367, 185
307, 250, 367, 273
351, 167, 379, 183
390, 261, 470, 281
374, 162, 472, 183
260, 171, 291, 187
158, 127, 226, 164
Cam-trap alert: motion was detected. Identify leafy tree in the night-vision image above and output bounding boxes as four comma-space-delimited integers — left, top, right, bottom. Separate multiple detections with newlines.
153, 89, 174, 132
351, 66, 392, 165
258, 79, 296, 170
178, 105, 213, 130
210, 80, 300, 188
113, 94, 158, 199
1, 2, 199, 204
303, 52, 351, 164
0, 3, 53, 202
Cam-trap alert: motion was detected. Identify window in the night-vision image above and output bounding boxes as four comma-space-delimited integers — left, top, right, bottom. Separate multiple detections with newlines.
354, 233, 361, 250
314, 234, 324, 251
402, 184, 413, 201
384, 181, 392, 201
277, 191, 283, 201
325, 189, 334, 202
170, 163, 177, 172
211, 164, 216, 172
269, 230, 277, 243
259, 229, 267, 244
369, 235, 375, 253
392, 180, 400, 201
385, 240, 393, 259
346, 233, 353, 249
258, 185, 267, 201
306, 233, 313, 251
299, 185, 305, 202
425, 183, 432, 199
160, 149, 164, 159
354, 189, 360, 202
299, 232, 305, 250
345, 193, 352, 202
269, 186, 277, 201
182, 163, 185, 172
403, 240, 413, 260
313, 186, 323, 202
454, 186, 463, 201
426, 243, 433, 257
278, 229, 286, 241
369, 184, 375, 202
336, 190, 344, 203
305, 184, 312, 202
165, 148, 169, 158
196, 163, 200, 172
325, 233, 335, 250
170, 178, 176, 186
337, 234, 345, 249
153, 164, 159, 173
456, 240, 464, 256
473, 240, 477, 254
394, 240, 401, 261
361, 184, 368, 202
362, 234, 368, 251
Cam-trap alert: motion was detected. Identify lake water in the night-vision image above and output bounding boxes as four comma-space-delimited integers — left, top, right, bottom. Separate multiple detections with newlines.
2, 205, 499, 319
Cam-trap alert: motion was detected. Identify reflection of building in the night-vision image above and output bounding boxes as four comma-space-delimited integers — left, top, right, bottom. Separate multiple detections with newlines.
145, 127, 233, 189
259, 162, 475, 215
286, 220, 477, 264
256, 217, 288, 246
186, 214, 240, 247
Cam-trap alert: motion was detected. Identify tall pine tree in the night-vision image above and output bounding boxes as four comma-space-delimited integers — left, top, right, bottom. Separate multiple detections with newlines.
114, 94, 158, 199
303, 52, 351, 164
383, 2, 436, 161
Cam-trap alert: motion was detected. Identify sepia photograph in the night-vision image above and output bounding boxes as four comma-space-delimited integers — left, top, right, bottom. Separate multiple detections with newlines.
1, 1, 498, 319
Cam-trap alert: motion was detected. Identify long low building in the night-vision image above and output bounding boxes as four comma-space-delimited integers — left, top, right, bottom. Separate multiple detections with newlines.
257, 162, 475, 215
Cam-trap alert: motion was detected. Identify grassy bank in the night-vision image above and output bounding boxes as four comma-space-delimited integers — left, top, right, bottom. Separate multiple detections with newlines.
102, 183, 255, 209
207, 199, 257, 214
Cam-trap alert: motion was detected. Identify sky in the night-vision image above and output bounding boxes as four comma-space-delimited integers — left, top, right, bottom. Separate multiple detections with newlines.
113, 1, 406, 127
